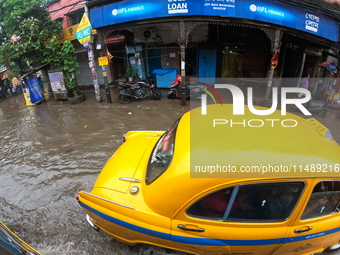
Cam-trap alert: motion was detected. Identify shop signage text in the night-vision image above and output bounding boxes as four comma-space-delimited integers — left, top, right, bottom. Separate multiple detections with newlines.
90, 0, 338, 41
76, 14, 92, 44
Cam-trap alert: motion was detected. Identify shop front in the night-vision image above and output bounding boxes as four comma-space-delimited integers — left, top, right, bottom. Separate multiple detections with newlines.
105, 34, 128, 81
88, 0, 340, 90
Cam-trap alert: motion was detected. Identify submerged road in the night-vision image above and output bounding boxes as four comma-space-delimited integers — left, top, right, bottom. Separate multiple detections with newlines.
0, 88, 339, 255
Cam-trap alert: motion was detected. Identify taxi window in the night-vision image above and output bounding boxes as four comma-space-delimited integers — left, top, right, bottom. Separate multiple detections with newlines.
187, 182, 305, 222
301, 181, 340, 220
146, 119, 179, 185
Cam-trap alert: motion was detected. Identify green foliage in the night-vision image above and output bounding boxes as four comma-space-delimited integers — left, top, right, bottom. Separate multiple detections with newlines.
61, 40, 79, 96
0, 0, 62, 73
44, 38, 79, 95
0, 0, 79, 97
125, 65, 136, 78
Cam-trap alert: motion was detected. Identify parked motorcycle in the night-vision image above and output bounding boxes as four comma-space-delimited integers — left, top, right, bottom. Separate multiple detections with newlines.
117, 77, 162, 104
167, 75, 207, 100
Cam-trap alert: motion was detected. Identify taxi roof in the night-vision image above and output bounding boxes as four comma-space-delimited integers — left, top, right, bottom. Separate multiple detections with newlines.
144, 104, 340, 216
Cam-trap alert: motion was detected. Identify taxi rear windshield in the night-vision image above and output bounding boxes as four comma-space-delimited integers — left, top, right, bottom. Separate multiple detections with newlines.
146, 119, 179, 185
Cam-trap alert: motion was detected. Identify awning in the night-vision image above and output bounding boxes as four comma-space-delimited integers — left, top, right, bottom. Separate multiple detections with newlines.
152, 68, 177, 76
20, 63, 50, 79
318, 62, 337, 73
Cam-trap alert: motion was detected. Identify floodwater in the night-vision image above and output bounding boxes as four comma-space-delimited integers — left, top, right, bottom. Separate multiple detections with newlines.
0, 89, 340, 255
0, 90, 188, 255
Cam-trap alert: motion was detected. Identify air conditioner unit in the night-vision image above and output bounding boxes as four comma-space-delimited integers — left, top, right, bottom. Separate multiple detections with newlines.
143, 29, 157, 40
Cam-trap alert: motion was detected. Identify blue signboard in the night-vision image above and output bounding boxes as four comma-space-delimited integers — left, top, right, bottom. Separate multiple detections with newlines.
90, 0, 338, 42
27, 77, 44, 104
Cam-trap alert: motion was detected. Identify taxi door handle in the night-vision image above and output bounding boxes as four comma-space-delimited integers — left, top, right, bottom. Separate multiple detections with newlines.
177, 224, 205, 232
294, 226, 313, 233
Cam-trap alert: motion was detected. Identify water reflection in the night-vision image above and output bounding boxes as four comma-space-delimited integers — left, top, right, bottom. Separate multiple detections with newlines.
0, 92, 188, 255
1, 92, 339, 255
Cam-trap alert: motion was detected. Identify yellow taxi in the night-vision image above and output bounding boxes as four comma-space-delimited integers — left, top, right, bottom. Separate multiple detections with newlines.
0, 221, 41, 255
76, 104, 340, 255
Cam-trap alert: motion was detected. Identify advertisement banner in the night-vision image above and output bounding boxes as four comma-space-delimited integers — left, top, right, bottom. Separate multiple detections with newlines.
76, 13, 92, 44
90, 0, 338, 41
27, 77, 44, 104
48, 72, 66, 92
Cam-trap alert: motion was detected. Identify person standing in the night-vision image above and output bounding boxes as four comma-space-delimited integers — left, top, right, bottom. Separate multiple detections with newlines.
237, 55, 243, 77
37, 75, 44, 90
298, 72, 310, 98
335, 75, 340, 93
3, 79, 10, 97
300, 73, 310, 89
11, 75, 20, 93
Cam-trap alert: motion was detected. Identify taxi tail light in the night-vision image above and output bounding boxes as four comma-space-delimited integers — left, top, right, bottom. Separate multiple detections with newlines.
123, 133, 127, 142
75, 193, 80, 201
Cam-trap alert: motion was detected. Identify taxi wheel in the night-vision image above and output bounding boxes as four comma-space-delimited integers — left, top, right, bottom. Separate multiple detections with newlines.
324, 242, 340, 252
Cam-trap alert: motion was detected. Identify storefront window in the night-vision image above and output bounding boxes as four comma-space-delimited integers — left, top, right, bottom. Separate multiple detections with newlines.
70, 13, 83, 26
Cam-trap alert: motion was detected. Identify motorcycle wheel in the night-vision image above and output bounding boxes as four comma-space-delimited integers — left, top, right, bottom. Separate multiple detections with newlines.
191, 92, 204, 100
119, 94, 132, 104
151, 88, 162, 100
167, 91, 176, 99
290, 105, 297, 113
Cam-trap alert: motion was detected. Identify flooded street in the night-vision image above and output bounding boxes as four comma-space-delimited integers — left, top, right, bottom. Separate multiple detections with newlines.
0, 89, 340, 255
0, 90, 188, 255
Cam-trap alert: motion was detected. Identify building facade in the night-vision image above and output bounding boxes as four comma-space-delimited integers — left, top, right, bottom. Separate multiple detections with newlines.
46, 0, 340, 99
86, 0, 340, 96
46, 0, 104, 88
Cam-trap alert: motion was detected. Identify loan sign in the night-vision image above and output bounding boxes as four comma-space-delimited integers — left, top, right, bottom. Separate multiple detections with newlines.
76, 13, 92, 44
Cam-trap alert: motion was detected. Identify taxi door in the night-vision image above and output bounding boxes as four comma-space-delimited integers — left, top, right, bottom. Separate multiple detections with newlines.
170, 181, 305, 255
171, 215, 291, 255
273, 179, 340, 254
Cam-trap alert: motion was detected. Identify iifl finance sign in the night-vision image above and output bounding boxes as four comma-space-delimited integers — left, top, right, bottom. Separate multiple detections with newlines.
75, 14, 92, 44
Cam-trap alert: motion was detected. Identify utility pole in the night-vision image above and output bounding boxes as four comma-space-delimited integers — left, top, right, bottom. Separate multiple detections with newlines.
264, 29, 282, 102
179, 21, 186, 106
84, 0, 102, 102
100, 52, 112, 103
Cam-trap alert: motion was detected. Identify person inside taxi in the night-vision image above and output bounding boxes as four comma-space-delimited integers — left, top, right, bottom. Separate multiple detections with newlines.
189, 183, 305, 221
195, 189, 234, 218
194, 187, 261, 219
302, 195, 328, 218
301, 181, 340, 219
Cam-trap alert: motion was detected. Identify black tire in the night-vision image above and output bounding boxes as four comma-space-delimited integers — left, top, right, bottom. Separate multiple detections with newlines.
119, 94, 132, 104
325, 242, 340, 252
151, 88, 162, 100
191, 92, 204, 100
167, 91, 176, 99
